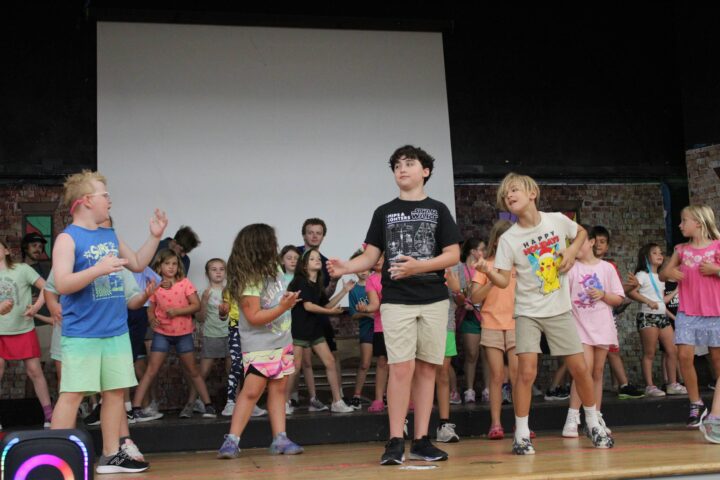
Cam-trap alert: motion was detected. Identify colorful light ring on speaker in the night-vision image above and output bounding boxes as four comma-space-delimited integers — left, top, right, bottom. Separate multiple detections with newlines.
1, 434, 89, 480
14, 454, 75, 480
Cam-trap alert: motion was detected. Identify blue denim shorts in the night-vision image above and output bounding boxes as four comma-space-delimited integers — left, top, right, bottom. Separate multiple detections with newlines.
151, 332, 195, 354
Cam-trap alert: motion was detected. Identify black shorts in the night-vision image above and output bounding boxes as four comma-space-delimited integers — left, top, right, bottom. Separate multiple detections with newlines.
321, 316, 337, 352
373, 332, 387, 358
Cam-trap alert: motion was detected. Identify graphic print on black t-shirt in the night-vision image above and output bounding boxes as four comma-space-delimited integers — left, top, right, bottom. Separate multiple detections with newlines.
386, 208, 438, 278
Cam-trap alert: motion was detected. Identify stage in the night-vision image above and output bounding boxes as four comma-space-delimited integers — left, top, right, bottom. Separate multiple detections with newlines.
99, 425, 720, 479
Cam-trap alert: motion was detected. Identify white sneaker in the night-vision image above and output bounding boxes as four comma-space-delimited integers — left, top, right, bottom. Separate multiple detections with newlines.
436, 423, 460, 443
286, 401, 294, 415
481, 388, 490, 403
598, 412, 612, 435
308, 396, 329, 412
43, 421, 51, 428
562, 410, 581, 438
193, 398, 206, 413
221, 401, 235, 417
251, 405, 267, 417
645, 385, 666, 397
330, 400, 354, 413
463, 389, 476, 404
666, 382, 688, 395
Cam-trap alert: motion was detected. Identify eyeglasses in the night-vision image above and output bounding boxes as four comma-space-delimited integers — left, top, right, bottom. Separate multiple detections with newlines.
87, 192, 110, 200
69, 192, 111, 215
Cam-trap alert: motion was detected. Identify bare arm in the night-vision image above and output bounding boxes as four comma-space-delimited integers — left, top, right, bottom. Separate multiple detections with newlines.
304, 301, 343, 316
659, 251, 683, 282
476, 258, 513, 289
470, 279, 495, 303
43, 290, 62, 325
388, 244, 461, 280
627, 287, 660, 310
240, 292, 300, 327
557, 225, 587, 273
53, 233, 128, 295
166, 292, 201, 318
327, 245, 382, 278
358, 289, 380, 314
24, 277, 47, 317
325, 280, 355, 309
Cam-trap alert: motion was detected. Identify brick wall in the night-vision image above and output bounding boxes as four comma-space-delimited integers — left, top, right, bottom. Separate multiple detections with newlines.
1, 181, 669, 406
686, 144, 720, 211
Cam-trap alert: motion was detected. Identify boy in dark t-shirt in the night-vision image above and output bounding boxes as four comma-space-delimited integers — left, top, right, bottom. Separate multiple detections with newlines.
328, 145, 461, 465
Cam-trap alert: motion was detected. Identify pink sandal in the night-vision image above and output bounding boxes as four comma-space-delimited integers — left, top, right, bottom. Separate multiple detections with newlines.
368, 400, 385, 413
488, 425, 504, 440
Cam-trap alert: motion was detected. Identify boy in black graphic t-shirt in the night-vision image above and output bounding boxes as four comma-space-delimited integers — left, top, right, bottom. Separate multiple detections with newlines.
328, 145, 461, 466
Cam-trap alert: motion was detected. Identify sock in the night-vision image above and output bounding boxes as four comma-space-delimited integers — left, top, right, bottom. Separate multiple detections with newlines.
515, 415, 530, 441
132, 406, 142, 413
119, 436, 131, 445
42, 404, 53, 421
566, 407, 580, 421
124, 401, 132, 412
692, 400, 705, 406
707, 414, 720, 421
274, 431, 287, 440
227, 434, 240, 446
619, 383, 628, 389
439, 418, 450, 427
583, 405, 599, 430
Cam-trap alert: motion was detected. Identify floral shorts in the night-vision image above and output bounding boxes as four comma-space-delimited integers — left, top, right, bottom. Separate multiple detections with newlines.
636, 313, 672, 330
242, 343, 295, 379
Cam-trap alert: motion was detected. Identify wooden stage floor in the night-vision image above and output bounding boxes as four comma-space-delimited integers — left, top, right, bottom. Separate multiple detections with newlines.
103, 424, 720, 479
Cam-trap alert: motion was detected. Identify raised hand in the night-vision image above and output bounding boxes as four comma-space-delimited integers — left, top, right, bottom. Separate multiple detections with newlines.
475, 258, 490, 274
144, 279, 159, 298
149, 209, 168, 238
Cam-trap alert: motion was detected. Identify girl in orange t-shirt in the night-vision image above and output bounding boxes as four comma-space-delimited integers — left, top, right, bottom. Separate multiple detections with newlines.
472, 220, 517, 439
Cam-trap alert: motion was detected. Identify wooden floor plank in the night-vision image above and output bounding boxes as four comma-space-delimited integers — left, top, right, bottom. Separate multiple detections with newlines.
101, 424, 720, 479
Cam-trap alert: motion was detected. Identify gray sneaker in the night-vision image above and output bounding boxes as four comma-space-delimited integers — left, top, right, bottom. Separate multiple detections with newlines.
193, 398, 206, 413
179, 403, 194, 419
309, 397, 329, 412
436, 423, 460, 443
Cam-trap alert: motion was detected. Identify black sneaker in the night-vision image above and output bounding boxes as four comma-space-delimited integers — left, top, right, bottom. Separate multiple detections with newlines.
126, 410, 136, 424
96, 449, 149, 474
380, 437, 405, 465
544, 386, 569, 401
83, 404, 101, 426
203, 405, 218, 418
618, 384, 645, 399
349, 397, 362, 410
409, 436, 448, 462
688, 403, 707, 428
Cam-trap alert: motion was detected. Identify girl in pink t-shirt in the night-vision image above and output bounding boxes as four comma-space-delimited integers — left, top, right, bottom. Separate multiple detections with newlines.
661, 205, 720, 438
356, 255, 388, 413
562, 230, 624, 438
131, 249, 217, 420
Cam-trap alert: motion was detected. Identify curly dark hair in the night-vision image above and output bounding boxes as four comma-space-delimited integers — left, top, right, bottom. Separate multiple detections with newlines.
226, 224, 281, 305
388, 145, 435, 184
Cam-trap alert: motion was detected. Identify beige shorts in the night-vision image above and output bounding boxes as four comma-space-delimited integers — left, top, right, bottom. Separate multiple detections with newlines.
480, 329, 516, 352
515, 311, 583, 356
380, 300, 449, 365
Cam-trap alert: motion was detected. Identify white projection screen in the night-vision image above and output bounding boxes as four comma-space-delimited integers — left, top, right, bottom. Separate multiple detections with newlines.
97, 21, 455, 293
